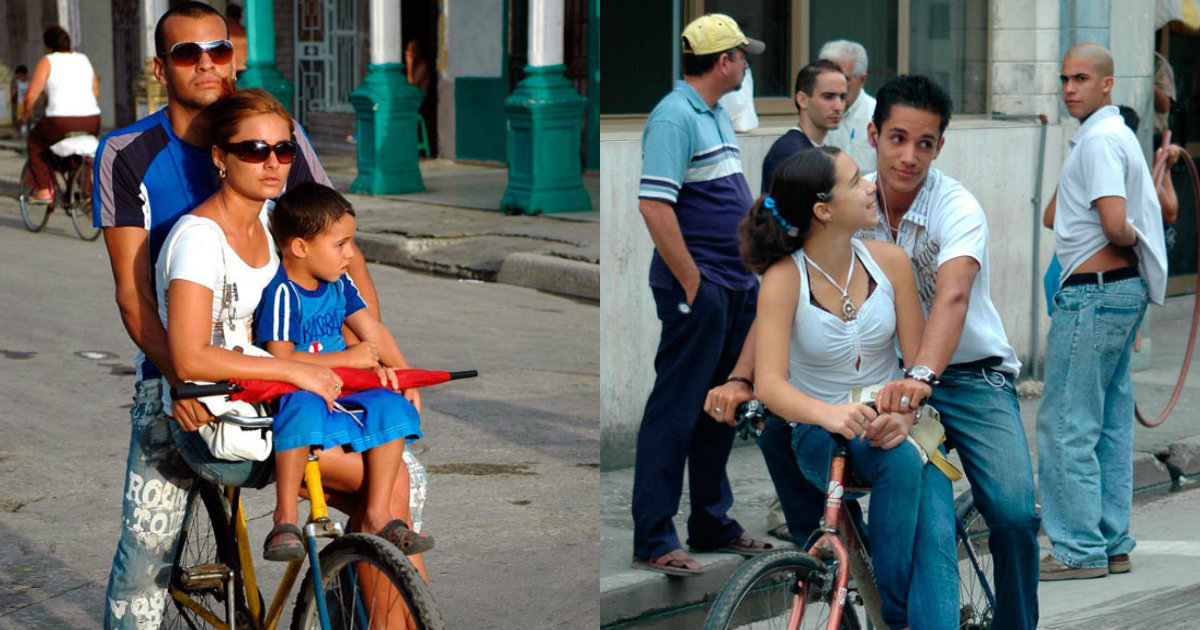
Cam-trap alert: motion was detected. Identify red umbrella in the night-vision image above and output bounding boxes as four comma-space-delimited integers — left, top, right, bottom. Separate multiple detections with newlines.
172, 368, 477, 402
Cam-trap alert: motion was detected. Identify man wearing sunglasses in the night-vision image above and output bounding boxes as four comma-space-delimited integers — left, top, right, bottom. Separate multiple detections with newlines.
92, 3, 383, 629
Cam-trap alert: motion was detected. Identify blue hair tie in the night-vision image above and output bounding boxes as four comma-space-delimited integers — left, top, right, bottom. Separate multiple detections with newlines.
764, 196, 800, 237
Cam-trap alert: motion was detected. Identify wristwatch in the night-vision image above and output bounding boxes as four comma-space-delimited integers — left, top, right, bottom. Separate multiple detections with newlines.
905, 365, 940, 386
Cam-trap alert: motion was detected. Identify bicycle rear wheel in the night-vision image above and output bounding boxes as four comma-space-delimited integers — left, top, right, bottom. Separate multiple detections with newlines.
704, 549, 861, 630
18, 161, 51, 232
68, 161, 100, 241
955, 493, 995, 630
291, 532, 444, 630
163, 483, 258, 630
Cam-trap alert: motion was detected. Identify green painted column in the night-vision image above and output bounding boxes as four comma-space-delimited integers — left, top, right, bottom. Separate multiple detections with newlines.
237, 0, 294, 111
348, 0, 425, 195
348, 63, 426, 194
501, 65, 591, 214
501, 0, 591, 215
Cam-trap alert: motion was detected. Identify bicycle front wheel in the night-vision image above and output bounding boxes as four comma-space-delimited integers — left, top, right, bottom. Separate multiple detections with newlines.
956, 493, 995, 630
68, 162, 100, 241
18, 161, 51, 232
704, 549, 861, 630
291, 532, 444, 630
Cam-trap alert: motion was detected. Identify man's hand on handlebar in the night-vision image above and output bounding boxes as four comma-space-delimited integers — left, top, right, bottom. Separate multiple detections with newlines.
875, 379, 932, 414
705, 379, 755, 427
172, 397, 216, 432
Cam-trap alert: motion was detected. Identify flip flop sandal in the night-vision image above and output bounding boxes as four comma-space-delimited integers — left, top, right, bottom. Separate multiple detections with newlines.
692, 533, 775, 557
263, 523, 306, 562
379, 519, 435, 555
630, 549, 704, 577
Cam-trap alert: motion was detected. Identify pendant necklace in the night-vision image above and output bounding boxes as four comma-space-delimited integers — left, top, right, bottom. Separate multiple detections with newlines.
804, 250, 859, 320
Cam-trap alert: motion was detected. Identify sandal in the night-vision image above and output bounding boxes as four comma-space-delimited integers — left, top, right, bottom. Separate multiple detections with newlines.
263, 523, 306, 562
692, 533, 775, 557
631, 549, 704, 577
378, 519, 435, 555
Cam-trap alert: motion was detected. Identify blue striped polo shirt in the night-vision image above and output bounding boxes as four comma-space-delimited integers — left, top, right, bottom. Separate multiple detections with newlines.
638, 81, 756, 291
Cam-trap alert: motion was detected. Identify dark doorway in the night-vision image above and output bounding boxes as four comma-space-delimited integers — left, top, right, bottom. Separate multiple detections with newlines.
401, 0, 439, 158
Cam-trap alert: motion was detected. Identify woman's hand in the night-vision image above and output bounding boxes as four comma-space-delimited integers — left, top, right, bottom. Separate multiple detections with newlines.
820, 402, 878, 440
344, 341, 381, 369
864, 410, 915, 450
289, 361, 343, 410
172, 397, 216, 432
371, 365, 399, 389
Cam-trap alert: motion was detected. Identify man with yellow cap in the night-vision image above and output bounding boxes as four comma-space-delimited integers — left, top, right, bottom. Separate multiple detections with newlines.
631, 13, 772, 576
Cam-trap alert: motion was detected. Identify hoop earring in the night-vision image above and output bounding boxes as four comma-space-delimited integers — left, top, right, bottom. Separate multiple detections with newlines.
218, 168, 227, 179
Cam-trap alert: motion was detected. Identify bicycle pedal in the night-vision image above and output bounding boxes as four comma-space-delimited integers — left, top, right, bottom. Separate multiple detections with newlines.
305, 518, 345, 539
180, 564, 232, 591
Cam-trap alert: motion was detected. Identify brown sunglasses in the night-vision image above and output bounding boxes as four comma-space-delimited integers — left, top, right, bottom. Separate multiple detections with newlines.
159, 39, 234, 66
219, 140, 299, 164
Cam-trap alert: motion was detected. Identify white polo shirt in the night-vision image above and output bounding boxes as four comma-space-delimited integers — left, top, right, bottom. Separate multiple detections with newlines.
861, 168, 1021, 377
1055, 105, 1167, 304
824, 91, 877, 174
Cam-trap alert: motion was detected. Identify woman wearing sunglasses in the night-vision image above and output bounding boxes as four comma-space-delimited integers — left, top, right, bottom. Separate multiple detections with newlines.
21, 26, 101, 202
155, 90, 431, 598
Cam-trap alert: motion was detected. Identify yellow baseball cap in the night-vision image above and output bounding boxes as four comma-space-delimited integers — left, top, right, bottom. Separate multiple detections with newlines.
681, 14, 765, 56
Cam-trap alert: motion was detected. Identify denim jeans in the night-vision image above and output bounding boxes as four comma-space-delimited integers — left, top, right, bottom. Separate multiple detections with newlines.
1038, 276, 1148, 569
104, 379, 196, 630
791, 424, 958, 629
929, 366, 1040, 630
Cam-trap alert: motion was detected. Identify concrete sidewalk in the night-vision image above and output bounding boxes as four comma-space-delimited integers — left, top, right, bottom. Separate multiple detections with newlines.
600, 297, 1200, 629
0, 129, 598, 301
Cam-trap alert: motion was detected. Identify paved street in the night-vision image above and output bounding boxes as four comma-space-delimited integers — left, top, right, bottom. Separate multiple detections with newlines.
0, 196, 599, 629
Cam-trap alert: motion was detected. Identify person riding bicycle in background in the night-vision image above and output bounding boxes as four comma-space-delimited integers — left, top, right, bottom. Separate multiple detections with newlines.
92, 4, 396, 629
744, 146, 960, 630
21, 26, 100, 203
254, 181, 433, 570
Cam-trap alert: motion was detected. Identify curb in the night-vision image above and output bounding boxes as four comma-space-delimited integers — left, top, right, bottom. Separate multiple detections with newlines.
498, 252, 599, 301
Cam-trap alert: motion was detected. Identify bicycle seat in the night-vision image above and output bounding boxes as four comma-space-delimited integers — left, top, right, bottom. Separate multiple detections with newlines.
49, 134, 99, 159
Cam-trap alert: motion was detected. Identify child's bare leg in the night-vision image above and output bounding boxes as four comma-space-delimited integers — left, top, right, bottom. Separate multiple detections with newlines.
360, 438, 404, 534
274, 447, 310, 526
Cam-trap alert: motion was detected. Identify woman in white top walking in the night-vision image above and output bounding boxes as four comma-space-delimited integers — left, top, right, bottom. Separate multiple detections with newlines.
21, 26, 101, 202
742, 147, 959, 629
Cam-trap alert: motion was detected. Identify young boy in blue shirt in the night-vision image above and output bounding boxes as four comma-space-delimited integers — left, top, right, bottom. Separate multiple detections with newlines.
255, 182, 432, 561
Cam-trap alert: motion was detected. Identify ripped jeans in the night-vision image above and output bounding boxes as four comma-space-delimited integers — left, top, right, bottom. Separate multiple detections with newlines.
104, 379, 195, 630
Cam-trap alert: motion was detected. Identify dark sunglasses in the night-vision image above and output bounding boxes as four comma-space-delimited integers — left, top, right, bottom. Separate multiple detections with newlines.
219, 140, 298, 164
160, 39, 234, 66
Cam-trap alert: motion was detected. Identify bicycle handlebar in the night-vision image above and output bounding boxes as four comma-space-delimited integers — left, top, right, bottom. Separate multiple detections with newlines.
171, 382, 239, 400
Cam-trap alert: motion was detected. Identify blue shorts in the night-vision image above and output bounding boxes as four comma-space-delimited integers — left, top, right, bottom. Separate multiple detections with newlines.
272, 388, 422, 453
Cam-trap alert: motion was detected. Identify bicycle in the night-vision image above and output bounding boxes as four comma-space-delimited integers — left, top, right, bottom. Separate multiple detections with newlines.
17, 131, 100, 241
163, 384, 447, 630
704, 401, 995, 630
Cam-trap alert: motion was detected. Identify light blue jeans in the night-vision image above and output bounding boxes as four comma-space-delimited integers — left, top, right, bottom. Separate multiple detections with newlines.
792, 424, 959, 629
1038, 276, 1148, 569
930, 365, 1040, 630
104, 379, 195, 630
105, 379, 273, 630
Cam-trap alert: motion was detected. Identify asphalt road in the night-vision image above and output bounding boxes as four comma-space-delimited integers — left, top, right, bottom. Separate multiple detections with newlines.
0, 198, 599, 629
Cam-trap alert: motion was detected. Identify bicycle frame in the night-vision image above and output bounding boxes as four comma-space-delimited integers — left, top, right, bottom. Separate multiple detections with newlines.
170, 455, 343, 630
793, 445, 892, 630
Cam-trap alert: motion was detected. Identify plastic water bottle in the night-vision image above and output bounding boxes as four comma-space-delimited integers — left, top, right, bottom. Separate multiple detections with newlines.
402, 447, 428, 532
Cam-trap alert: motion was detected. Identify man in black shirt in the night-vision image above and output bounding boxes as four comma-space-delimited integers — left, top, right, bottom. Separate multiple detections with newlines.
760, 60, 846, 193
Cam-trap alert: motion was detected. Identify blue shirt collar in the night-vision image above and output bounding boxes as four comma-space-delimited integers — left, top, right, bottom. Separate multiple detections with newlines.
675, 80, 723, 115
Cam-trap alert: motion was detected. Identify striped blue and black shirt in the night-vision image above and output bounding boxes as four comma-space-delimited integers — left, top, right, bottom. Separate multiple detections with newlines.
638, 81, 756, 291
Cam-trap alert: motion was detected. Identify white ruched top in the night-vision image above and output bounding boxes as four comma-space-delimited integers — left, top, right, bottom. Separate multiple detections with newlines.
788, 239, 904, 404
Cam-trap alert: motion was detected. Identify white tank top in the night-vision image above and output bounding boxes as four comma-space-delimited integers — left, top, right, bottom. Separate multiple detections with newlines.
44, 52, 101, 117
788, 239, 904, 404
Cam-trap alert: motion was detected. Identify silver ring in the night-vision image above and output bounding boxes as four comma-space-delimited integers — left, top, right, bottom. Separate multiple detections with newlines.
714, 407, 723, 415
900, 395, 911, 408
